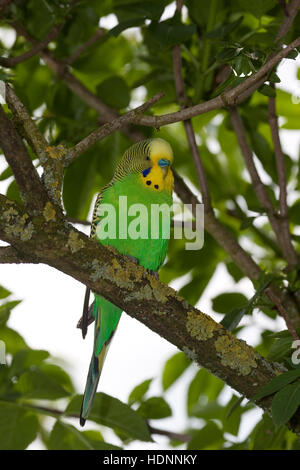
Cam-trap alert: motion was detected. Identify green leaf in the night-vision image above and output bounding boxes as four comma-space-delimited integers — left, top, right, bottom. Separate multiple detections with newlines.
15, 364, 72, 399
225, 262, 244, 283
269, 71, 281, 83
6, 180, 22, 204
10, 349, 49, 377
146, 18, 196, 50
0, 327, 28, 354
110, 18, 145, 37
286, 49, 298, 60
252, 370, 300, 402
49, 421, 121, 450
268, 335, 293, 362
236, 0, 277, 18
187, 422, 224, 450
162, 352, 191, 391
137, 396, 172, 420
96, 75, 130, 109
187, 368, 224, 416
272, 382, 300, 426
0, 287, 11, 300
128, 378, 152, 405
0, 300, 21, 326
250, 413, 287, 450
65, 393, 152, 441
221, 307, 249, 331
0, 401, 39, 450
258, 84, 276, 98
212, 292, 248, 314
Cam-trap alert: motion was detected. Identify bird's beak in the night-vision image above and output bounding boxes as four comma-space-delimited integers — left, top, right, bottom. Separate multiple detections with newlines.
158, 158, 170, 178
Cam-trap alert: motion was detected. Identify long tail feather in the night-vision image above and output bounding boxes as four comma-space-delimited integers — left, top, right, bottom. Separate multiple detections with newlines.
80, 297, 122, 426
80, 346, 107, 426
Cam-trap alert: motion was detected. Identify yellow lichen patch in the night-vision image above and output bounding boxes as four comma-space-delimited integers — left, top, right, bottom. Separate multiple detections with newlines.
43, 202, 56, 222
3, 207, 18, 220
4, 211, 34, 241
214, 334, 257, 376
149, 276, 169, 303
186, 310, 221, 342
125, 284, 153, 302
66, 230, 85, 253
46, 144, 66, 160
108, 258, 136, 290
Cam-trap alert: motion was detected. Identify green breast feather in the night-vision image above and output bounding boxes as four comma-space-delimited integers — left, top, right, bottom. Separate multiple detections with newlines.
97, 172, 172, 271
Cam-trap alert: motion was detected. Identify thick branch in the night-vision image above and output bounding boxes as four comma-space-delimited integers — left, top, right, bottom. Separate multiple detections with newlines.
1, 194, 298, 432
0, 245, 38, 263
0, 105, 49, 212
5, 83, 48, 158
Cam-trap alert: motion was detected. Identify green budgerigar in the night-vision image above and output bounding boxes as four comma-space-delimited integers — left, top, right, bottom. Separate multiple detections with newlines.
80, 138, 174, 425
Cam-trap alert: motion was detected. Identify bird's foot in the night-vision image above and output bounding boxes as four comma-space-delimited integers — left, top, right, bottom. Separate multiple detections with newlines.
147, 269, 159, 280
125, 255, 139, 264
77, 301, 95, 338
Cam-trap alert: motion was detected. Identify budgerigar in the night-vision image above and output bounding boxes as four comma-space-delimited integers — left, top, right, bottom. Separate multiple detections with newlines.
80, 138, 174, 425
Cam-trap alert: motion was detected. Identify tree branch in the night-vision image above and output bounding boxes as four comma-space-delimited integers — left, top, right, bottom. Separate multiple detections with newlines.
0, 245, 38, 263
67, 27, 107, 65
131, 37, 300, 127
267, 85, 298, 267
173, 172, 300, 330
5, 83, 48, 158
65, 93, 165, 165
276, 0, 300, 42
229, 107, 292, 261
0, 25, 61, 67
4, 83, 66, 206
2, 193, 299, 433
0, 105, 49, 213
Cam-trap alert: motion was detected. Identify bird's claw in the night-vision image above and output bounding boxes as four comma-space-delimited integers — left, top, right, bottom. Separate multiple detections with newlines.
77, 301, 95, 338
147, 269, 159, 280
125, 255, 139, 264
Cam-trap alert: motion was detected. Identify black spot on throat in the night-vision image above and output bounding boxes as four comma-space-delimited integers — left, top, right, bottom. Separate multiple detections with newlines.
154, 184, 159, 189
146, 180, 151, 185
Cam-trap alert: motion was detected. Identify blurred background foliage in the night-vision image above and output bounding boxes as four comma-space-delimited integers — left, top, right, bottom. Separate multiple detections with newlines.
0, 0, 300, 450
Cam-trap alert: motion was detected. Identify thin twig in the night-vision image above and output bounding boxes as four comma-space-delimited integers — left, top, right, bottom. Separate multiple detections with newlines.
67, 27, 106, 65
131, 37, 300, 127
268, 84, 298, 267
65, 93, 164, 165
276, 0, 300, 42
229, 107, 287, 251
172, 12, 212, 210
10, 21, 300, 131
265, 287, 300, 341
0, 25, 61, 67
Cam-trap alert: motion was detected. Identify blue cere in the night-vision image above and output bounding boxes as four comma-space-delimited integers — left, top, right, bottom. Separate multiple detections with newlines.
142, 167, 151, 177
158, 158, 170, 167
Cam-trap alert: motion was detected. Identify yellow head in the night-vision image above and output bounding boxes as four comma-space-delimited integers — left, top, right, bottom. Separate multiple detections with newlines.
140, 138, 174, 194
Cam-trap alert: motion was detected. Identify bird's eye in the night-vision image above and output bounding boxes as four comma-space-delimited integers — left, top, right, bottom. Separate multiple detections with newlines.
146, 156, 150, 161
